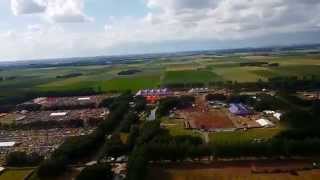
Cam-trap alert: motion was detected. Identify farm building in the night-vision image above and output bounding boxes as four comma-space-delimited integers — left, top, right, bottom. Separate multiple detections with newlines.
229, 103, 252, 116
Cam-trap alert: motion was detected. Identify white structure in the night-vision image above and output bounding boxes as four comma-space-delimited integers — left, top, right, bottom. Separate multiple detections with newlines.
147, 108, 157, 121
0, 142, 15, 147
188, 88, 209, 93
256, 119, 274, 127
78, 97, 91, 101
33, 97, 47, 104
263, 110, 282, 121
263, 110, 275, 115
0, 167, 5, 173
273, 112, 282, 120
136, 88, 172, 97
50, 112, 68, 117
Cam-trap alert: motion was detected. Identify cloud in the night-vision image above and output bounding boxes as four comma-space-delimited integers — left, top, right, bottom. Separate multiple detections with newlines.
45, 0, 93, 23
10, 0, 93, 23
11, 0, 46, 15
120, 0, 320, 42
2, 0, 320, 61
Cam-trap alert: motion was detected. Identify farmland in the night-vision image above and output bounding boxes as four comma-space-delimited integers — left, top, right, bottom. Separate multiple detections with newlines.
1, 54, 320, 99
162, 70, 221, 85
0, 168, 34, 180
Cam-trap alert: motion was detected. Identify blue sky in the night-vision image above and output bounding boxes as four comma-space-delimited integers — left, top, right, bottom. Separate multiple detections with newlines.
0, 0, 320, 61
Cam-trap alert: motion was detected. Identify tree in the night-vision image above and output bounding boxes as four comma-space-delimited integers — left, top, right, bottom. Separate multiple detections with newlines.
127, 147, 148, 180
6, 151, 43, 167
76, 164, 113, 180
37, 156, 67, 178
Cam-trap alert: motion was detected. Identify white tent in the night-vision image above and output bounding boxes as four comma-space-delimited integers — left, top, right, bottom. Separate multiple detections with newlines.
273, 113, 282, 120
256, 119, 274, 127
50, 112, 67, 117
0, 142, 15, 147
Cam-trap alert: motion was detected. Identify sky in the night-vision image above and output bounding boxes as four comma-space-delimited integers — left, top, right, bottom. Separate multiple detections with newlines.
0, 0, 320, 61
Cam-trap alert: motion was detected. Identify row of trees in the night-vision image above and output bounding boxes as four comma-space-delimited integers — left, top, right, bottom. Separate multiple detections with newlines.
162, 75, 320, 92
76, 164, 114, 180
146, 137, 320, 160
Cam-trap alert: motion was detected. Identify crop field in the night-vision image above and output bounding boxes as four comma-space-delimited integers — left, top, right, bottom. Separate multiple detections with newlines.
0, 168, 34, 180
162, 70, 221, 85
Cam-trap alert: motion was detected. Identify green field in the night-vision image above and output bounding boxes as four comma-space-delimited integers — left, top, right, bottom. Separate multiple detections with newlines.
162, 70, 221, 85
0, 169, 34, 180
101, 73, 161, 92
209, 128, 282, 145
161, 118, 202, 138
1, 54, 320, 103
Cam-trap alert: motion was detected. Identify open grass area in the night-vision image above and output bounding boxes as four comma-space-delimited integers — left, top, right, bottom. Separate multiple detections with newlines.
209, 128, 282, 145
162, 70, 221, 85
101, 73, 161, 92
0, 168, 34, 180
213, 67, 268, 82
161, 118, 202, 138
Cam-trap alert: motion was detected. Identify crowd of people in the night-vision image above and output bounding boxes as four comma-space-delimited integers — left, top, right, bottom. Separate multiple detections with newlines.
0, 128, 95, 165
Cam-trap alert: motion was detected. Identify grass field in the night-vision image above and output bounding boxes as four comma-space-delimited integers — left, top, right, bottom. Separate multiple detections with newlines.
0, 169, 34, 180
209, 128, 282, 145
161, 118, 202, 138
101, 73, 161, 92
162, 70, 221, 85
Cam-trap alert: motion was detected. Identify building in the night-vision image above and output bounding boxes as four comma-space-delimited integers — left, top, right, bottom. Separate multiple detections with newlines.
136, 88, 172, 97
136, 88, 172, 103
147, 108, 157, 121
229, 103, 251, 116
188, 88, 209, 94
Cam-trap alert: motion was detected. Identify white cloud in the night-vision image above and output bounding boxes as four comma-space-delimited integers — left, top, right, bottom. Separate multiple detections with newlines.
116, 0, 320, 42
45, 0, 93, 23
11, 0, 46, 15
2, 0, 320, 61
10, 0, 93, 23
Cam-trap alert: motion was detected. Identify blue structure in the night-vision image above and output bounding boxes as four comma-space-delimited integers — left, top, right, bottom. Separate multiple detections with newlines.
229, 103, 251, 116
